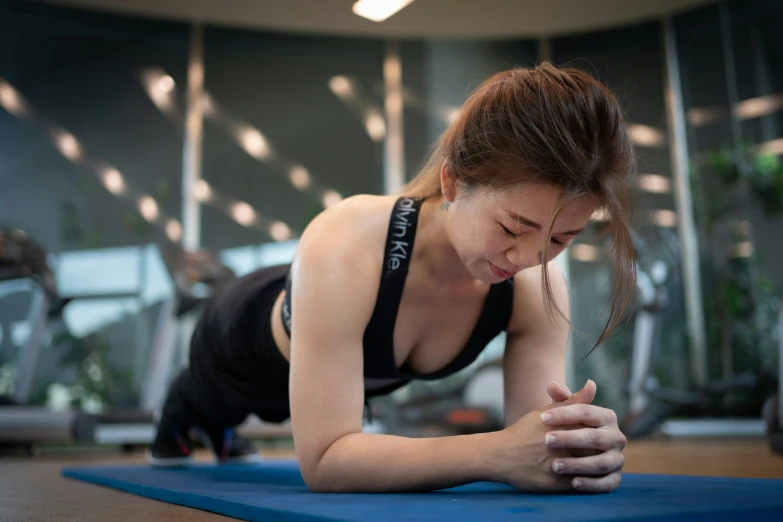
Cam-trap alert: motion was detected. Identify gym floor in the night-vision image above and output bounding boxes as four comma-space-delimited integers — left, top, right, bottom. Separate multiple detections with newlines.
1, 437, 781, 521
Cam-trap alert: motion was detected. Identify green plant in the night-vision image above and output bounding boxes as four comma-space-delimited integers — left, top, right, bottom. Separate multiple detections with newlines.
696, 143, 783, 378
704, 145, 783, 220
35, 329, 136, 411
749, 153, 783, 216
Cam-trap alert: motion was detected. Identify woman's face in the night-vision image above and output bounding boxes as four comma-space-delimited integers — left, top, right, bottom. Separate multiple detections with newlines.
445, 183, 594, 283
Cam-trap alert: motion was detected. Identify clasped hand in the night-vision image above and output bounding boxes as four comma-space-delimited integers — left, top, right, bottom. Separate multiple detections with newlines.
538, 379, 627, 493
499, 379, 626, 494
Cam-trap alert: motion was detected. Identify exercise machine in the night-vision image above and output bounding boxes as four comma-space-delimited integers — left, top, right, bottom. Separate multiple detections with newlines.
0, 228, 97, 453
620, 226, 778, 440
0, 229, 238, 453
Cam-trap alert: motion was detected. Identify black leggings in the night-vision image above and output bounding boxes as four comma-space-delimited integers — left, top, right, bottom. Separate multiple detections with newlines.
159, 265, 292, 437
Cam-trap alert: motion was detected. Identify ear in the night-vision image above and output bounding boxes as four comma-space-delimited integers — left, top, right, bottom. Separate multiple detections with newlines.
440, 161, 457, 203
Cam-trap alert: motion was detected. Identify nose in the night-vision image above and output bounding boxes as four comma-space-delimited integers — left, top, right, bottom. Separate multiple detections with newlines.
505, 244, 542, 271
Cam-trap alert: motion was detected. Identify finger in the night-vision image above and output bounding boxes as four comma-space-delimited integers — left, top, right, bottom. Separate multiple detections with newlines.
541, 403, 618, 428
547, 382, 572, 403
545, 427, 625, 451
541, 379, 596, 412
569, 448, 603, 458
570, 472, 623, 494
552, 449, 624, 476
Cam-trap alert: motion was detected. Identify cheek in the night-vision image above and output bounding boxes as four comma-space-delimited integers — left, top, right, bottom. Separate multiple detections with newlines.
483, 235, 507, 254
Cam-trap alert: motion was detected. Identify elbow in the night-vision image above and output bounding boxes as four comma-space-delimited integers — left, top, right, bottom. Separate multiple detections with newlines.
305, 480, 334, 494
300, 462, 341, 493
302, 476, 326, 493
298, 444, 340, 493
297, 431, 359, 492
298, 458, 325, 492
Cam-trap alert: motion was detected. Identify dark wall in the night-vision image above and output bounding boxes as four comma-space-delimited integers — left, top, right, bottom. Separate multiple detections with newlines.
0, 0, 189, 253
200, 27, 385, 251
401, 40, 537, 182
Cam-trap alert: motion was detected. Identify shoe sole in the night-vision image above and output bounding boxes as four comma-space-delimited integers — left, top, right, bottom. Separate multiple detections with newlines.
145, 448, 194, 468
191, 427, 262, 465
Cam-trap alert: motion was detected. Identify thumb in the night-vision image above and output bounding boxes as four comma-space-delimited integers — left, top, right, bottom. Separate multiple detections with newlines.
547, 381, 572, 403
541, 379, 596, 412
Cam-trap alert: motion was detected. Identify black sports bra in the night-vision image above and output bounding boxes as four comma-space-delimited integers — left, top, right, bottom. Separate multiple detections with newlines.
281, 197, 514, 389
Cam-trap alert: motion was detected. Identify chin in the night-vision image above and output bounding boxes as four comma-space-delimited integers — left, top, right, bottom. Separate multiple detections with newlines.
469, 261, 497, 284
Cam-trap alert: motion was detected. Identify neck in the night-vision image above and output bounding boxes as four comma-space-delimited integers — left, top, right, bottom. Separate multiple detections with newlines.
412, 195, 476, 286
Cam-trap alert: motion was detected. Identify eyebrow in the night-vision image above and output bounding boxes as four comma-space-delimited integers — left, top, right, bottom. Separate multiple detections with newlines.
505, 211, 584, 236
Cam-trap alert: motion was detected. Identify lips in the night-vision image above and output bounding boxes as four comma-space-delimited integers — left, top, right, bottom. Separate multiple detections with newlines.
488, 260, 516, 279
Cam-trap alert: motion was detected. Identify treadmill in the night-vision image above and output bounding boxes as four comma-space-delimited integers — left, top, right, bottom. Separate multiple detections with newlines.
0, 230, 233, 453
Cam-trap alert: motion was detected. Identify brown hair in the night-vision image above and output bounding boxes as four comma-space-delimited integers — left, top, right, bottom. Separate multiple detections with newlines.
402, 62, 637, 353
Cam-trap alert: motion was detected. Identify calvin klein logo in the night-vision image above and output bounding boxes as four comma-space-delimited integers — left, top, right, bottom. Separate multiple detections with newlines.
387, 198, 418, 271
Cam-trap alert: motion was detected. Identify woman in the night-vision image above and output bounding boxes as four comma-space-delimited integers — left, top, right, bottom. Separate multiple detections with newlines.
147, 62, 635, 495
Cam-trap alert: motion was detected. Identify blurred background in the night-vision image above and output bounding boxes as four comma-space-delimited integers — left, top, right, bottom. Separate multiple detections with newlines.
0, 0, 781, 455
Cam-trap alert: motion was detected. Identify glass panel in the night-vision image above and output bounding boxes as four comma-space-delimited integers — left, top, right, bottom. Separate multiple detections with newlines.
401, 40, 537, 183
675, 0, 782, 391
199, 28, 386, 253
0, 0, 189, 410
551, 21, 686, 417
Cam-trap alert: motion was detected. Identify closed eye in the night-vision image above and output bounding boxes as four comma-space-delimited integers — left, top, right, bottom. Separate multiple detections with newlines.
501, 223, 567, 247
500, 224, 519, 238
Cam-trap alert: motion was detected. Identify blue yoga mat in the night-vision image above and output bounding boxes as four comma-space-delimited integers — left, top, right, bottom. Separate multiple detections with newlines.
63, 460, 783, 521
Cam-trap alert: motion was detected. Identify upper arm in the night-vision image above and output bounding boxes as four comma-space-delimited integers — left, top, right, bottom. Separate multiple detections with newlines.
287, 203, 382, 486
502, 261, 571, 426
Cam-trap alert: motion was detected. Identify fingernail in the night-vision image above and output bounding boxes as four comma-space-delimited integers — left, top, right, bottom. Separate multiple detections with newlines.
545, 434, 556, 446
553, 461, 564, 472
540, 412, 552, 423
573, 479, 583, 489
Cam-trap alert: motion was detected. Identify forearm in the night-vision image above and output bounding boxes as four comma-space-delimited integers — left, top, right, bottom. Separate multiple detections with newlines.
309, 431, 503, 493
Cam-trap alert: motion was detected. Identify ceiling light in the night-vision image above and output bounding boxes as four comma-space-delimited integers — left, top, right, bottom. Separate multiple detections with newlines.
736, 94, 783, 120
101, 168, 126, 195
239, 128, 269, 159
269, 221, 291, 242
650, 209, 677, 228
289, 166, 311, 190
627, 124, 666, 147
157, 75, 175, 93
352, 0, 416, 22
231, 202, 256, 226
365, 110, 386, 141
758, 138, 783, 156
55, 131, 82, 161
322, 190, 343, 208
0, 80, 24, 116
193, 179, 213, 202
166, 220, 182, 242
731, 241, 754, 259
138, 196, 159, 222
590, 208, 610, 222
570, 244, 601, 262
328, 76, 353, 98
637, 173, 671, 194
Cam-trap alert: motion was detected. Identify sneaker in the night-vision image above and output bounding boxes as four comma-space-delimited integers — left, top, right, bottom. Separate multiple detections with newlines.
145, 421, 194, 467
195, 427, 262, 464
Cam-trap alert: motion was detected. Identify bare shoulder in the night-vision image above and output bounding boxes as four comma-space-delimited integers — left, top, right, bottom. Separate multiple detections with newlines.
507, 261, 569, 335
295, 194, 397, 267
289, 194, 398, 311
